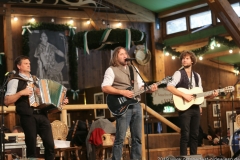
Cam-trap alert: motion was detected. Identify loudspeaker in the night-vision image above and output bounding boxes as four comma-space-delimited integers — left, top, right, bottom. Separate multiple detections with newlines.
176, 154, 203, 159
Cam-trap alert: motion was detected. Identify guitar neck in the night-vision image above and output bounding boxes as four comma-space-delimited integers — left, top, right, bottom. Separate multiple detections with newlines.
196, 88, 224, 98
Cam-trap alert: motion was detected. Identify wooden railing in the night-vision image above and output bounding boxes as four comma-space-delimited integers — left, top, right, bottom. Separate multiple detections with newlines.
5, 104, 180, 160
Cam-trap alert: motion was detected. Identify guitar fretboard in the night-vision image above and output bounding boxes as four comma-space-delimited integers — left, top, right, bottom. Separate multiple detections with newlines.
196, 88, 225, 98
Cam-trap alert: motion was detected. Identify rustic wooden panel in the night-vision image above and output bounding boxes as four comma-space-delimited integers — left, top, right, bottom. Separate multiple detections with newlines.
0, 15, 3, 52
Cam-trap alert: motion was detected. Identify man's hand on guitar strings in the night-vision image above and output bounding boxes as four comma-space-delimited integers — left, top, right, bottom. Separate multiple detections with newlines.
120, 90, 134, 98
182, 93, 194, 102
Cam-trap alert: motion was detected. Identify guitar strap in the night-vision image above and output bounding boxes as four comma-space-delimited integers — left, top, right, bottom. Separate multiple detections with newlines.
129, 65, 134, 88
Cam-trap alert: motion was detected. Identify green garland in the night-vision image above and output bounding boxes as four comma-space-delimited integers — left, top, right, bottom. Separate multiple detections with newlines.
22, 22, 78, 90
146, 83, 174, 113
73, 28, 146, 50
163, 35, 237, 57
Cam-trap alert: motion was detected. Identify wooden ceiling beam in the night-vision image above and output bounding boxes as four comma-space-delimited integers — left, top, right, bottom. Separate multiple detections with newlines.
83, 8, 100, 30
202, 48, 239, 59
11, 7, 150, 22
206, 0, 240, 47
103, 0, 155, 22
198, 59, 234, 73
158, 1, 208, 18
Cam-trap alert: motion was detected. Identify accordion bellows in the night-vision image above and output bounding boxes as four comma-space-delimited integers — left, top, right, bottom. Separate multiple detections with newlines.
34, 79, 67, 113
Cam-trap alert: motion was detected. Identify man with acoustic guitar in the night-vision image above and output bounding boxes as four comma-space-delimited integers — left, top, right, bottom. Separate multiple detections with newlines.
167, 51, 218, 156
101, 46, 157, 160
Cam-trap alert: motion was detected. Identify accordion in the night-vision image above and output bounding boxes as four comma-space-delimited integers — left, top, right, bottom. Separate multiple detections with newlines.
33, 79, 67, 113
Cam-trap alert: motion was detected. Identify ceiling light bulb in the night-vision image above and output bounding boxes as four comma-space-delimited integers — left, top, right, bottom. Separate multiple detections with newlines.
217, 43, 221, 47
229, 49, 233, 54
199, 56, 203, 60
30, 17, 35, 22
13, 16, 18, 21
69, 19, 74, 24
102, 20, 105, 24
87, 19, 90, 24
107, 23, 110, 28
117, 21, 122, 27
51, 18, 54, 22
211, 45, 214, 50
165, 52, 169, 56
172, 56, 175, 60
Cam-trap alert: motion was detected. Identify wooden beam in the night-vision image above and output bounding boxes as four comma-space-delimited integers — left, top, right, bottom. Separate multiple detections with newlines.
202, 48, 239, 59
103, 0, 155, 22
158, 1, 208, 18
11, 7, 151, 22
198, 59, 234, 73
150, 23, 165, 81
83, 8, 100, 30
206, 0, 240, 47
3, 4, 13, 71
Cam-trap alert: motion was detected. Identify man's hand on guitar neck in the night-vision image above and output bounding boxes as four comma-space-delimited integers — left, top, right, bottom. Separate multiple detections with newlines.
206, 90, 218, 99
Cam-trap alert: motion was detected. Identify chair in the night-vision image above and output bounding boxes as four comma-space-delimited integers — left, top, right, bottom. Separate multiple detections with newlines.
51, 120, 82, 160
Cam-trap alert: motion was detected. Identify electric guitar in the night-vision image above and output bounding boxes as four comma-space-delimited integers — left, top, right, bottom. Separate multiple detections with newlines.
173, 86, 234, 111
106, 76, 173, 116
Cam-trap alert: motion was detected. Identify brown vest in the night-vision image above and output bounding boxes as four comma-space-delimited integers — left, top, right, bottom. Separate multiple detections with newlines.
111, 65, 140, 94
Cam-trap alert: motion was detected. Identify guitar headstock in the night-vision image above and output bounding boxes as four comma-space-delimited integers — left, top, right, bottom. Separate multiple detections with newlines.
224, 86, 235, 92
161, 76, 173, 84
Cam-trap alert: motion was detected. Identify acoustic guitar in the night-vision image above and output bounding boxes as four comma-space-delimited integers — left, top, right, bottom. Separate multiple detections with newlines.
173, 86, 234, 111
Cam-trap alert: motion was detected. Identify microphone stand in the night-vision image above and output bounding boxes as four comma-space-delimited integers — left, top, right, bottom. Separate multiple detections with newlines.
0, 74, 10, 160
129, 60, 150, 160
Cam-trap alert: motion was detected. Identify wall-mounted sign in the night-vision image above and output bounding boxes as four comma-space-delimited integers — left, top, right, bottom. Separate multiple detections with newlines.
152, 88, 173, 105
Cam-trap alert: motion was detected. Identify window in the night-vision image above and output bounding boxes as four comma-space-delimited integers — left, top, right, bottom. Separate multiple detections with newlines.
190, 11, 212, 29
166, 17, 187, 34
232, 2, 240, 17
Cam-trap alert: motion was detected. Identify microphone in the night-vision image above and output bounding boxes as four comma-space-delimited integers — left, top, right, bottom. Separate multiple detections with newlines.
125, 58, 136, 61
5, 70, 16, 76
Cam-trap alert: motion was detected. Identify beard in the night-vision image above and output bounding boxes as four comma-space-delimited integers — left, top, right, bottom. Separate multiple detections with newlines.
183, 65, 191, 68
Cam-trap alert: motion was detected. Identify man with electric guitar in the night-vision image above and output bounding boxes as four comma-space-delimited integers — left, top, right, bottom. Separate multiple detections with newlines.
167, 51, 219, 156
101, 46, 158, 160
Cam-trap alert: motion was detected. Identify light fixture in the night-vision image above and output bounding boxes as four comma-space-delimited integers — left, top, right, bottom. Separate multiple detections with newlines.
69, 18, 74, 24
51, 18, 54, 23
13, 16, 18, 21
199, 56, 203, 60
229, 49, 233, 54
30, 17, 35, 22
87, 19, 90, 24
107, 23, 110, 28
165, 52, 169, 56
102, 19, 105, 25
217, 43, 221, 47
211, 45, 214, 50
172, 56, 175, 60
117, 21, 122, 27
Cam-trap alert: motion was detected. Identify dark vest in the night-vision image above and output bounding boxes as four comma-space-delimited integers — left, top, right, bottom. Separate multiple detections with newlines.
14, 75, 34, 115
176, 69, 199, 89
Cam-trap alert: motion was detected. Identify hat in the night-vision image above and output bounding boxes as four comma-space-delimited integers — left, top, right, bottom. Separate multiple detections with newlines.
134, 45, 151, 65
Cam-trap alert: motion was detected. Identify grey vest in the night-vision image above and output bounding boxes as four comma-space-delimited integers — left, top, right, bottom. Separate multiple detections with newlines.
111, 65, 140, 94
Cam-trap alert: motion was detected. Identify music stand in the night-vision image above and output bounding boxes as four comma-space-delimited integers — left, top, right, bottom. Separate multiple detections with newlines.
129, 60, 151, 160
0, 74, 11, 160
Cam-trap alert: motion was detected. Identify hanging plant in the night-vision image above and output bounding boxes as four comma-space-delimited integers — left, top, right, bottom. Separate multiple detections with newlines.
73, 28, 146, 52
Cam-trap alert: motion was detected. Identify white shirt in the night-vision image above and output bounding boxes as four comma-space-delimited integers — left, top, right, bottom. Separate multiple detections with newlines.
101, 67, 144, 89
